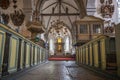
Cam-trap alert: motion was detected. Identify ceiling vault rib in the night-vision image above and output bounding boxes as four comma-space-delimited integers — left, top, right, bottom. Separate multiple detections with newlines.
74, 0, 87, 18
58, 0, 62, 15
37, 0, 44, 11
37, 0, 87, 18
40, 13, 80, 16
46, 2, 59, 30
62, 1, 79, 11
84, 0, 88, 8
41, 2, 58, 11
47, 16, 52, 30
61, 4, 73, 29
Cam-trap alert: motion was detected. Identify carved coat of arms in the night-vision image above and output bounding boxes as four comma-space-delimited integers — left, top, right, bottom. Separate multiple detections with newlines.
0, 0, 10, 9
10, 9, 25, 26
100, 0, 114, 18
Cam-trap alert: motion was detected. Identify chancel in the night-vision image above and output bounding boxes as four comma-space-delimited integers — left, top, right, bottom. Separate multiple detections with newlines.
57, 37, 62, 52
0, 0, 120, 80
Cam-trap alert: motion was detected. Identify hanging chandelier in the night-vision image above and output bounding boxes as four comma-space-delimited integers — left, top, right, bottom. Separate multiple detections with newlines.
49, 20, 68, 36
51, 20, 63, 34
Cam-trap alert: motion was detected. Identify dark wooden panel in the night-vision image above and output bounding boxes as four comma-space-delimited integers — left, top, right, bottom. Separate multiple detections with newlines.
17, 38, 22, 71
2, 33, 11, 76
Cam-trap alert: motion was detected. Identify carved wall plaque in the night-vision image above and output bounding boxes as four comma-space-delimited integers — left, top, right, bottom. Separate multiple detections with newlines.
10, 9, 25, 26
0, 0, 10, 9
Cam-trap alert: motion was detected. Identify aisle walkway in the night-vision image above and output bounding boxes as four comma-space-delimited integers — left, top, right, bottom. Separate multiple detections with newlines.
2, 61, 113, 80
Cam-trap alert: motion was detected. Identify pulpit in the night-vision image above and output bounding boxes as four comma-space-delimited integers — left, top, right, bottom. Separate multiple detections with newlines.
26, 21, 45, 41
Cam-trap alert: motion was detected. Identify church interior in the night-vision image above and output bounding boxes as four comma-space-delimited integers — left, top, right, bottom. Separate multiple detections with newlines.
0, 0, 120, 80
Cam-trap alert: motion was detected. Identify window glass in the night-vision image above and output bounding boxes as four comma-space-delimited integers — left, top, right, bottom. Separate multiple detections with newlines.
66, 37, 69, 51
50, 39, 53, 51
80, 24, 88, 34
93, 24, 101, 33
118, 8, 120, 11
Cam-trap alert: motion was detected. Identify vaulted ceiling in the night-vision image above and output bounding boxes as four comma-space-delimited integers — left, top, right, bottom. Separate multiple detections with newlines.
31, 0, 95, 39
36, 0, 87, 17
23, 0, 96, 39
35, 0, 87, 30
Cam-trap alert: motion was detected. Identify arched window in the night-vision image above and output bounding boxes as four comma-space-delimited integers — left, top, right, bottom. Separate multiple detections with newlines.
49, 39, 54, 51
117, 0, 120, 22
65, 37, 70, 52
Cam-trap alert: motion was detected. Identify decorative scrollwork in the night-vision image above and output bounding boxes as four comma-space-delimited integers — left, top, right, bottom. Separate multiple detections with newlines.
10, 9, 25, 26
0, 0, 10, 9
1, 13, 9, 24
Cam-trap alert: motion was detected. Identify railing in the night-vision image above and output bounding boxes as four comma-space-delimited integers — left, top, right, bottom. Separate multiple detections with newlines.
76, 35, 117, 73
0, 23, 48, 77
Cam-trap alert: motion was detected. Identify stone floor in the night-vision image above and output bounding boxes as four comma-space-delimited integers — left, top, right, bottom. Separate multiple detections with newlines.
1, 61, 117, 80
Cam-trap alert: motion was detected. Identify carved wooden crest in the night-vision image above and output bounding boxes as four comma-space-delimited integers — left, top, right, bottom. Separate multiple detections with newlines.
100, 0, 114, 18
0, 0, 10, 9
10, 9, 25, 26
1, 13, 9, 24
105, 27, 114, 33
